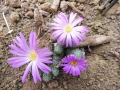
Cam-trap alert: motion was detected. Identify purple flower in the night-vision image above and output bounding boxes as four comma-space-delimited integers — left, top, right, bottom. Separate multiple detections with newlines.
61, 54, 88, 76
51, 12, 89, 47
8, 31, 52, 83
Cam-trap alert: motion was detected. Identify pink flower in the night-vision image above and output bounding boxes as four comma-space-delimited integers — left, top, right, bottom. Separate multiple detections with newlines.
51, 12, 89, 47
61, 54, 88, 76
8, 31, 52, 83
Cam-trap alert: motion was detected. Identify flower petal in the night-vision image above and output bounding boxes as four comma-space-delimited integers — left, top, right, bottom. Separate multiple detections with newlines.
19, 32, 30, 51
73, 26, 89, 34
63, 65, 72, 74
69, 12, 77, 24
72, 31, 85, 41
57, 33, 67, 44
22, 61, 33, 83
37, 61, 51, 74
66, 34, 72, 47
9, 44, 26, 54
29, 31, 36, 49
52, 30, 64, 39
32, 62, 38, 83
8, 57, 29, 65
10, 50, 27, 56
58, 12, 68, 24
12, 59, 30, 68
70, 33, 80, 46
71, 17, 84, 27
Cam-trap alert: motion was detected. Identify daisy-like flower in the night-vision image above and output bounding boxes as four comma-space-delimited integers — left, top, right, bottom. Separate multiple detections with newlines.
8, 31, 52, 83
51, 12, 89, 47
61, 54, 88, 76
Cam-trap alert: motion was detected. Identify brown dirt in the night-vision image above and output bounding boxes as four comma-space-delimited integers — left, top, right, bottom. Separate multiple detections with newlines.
0, 0, 120, 90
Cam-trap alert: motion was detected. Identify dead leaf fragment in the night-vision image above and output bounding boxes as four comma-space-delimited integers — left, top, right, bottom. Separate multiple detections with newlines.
79, 35, 114, 47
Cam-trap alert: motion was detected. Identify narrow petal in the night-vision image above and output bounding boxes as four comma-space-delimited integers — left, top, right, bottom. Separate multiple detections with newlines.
12, 59, 30, 68
69, 13, 77, 24
13, 38, 29, 53
19, 32, 30, 51
71, 17, 84, 27
52, 30, 64, 39
10, 50, 27, 56
53, 17, 65, 26
63, 65, 72, 74
39, 52, 53, 57
34, 63, 41, 81
72, 31, 85, 41
73, 26, 89, 34
8, 57, 29, 65
9, 44, 26, 54
66, 34, 72, 47
74, 67, 80, 76
37, 48, 48, 54
29, 31, 36, 49
22, 62, 33, 83
58, 12, 68, 24
57, 33, 67, 44
70, 33, 80, 46
8, 57, 21, 62
78, 65, 86, 72
37, 61, 51, 74
32, 62, 38, 83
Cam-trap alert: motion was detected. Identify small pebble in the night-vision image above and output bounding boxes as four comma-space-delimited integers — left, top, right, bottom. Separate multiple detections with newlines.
10, 12, 20, 22
32, 0, 37, 4
21, 2, 29, 10
9, 0, 21, 8
60, 1, 68, 12
25, 11, 34, 18
63, 81, 67, 86
38, 0, 44, 3
64, 85, 68, 89
26, 0, 31, 4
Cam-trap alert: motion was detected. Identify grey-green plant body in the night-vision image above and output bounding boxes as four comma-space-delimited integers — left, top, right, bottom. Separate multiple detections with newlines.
52, 67, 59, 76
66, 48, 83, 58
54, 43, 64, 56
43, 72, 52, 82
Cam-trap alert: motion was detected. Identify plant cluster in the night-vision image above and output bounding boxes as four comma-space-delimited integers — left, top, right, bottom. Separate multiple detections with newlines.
8, 12, 89, 83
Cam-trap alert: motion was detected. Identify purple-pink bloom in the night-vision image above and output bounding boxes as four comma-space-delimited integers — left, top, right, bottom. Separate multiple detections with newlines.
8, 31, 52, 83
61, 54, 88, 76
51, 12, 89, 47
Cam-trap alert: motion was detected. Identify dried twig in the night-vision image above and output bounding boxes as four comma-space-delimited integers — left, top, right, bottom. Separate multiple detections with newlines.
2, 12, 13, 39
34, 9, 44, 38
50, 0, 61, 12
67, 2, 84, 17
79, 35, 113, 47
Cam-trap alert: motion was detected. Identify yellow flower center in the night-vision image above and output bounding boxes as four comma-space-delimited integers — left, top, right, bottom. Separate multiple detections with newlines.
29, 51, 37, 61
70, 60, 78, 66
65, 25, 72, 33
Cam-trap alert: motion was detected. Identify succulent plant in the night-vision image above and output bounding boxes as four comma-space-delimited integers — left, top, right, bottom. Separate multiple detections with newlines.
54, 44, 64, 56
66, 48, 83, 58
53, 53, 63, 60
43, 72, 52, 82
52, 67, 59, 76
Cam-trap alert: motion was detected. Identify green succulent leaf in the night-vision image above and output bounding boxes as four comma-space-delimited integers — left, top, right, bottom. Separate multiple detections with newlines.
43, 72, 52, 82
54, 44, 64, 55
52, 67, 59, 76
66, 48, 83, 58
